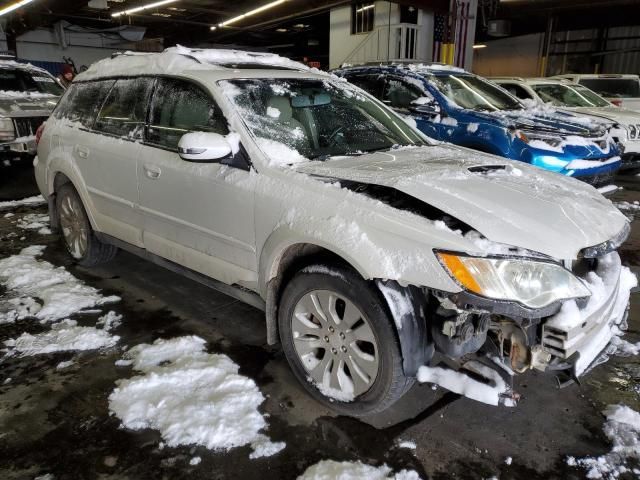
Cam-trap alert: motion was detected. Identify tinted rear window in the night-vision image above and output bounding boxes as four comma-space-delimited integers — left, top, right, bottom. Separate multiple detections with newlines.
53, 80, 115, 128
578, 78, 640, 98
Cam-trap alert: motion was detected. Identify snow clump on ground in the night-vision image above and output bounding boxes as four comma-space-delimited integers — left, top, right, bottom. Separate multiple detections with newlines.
108, 335, 285, 459
296, 460, 422, 480
567, 405, 640, 479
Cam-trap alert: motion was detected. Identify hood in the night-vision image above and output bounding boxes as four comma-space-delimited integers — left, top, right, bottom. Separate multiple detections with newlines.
0, 94, 59, 117
565, 106, 640, 127
470, 108, 609, 137
294, 146, 628, 259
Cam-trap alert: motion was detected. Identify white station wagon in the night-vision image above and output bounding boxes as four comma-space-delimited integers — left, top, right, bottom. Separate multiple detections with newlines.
34, 47, 636, 415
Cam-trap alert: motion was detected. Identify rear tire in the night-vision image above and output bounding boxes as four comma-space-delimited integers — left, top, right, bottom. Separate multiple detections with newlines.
56, 183, 117, 267
278, 263, 414, 417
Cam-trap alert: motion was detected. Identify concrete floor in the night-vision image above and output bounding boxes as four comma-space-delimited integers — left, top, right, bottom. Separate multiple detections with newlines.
0, 160, 639, 480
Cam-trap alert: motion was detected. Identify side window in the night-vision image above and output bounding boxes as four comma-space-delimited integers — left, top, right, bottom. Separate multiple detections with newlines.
346, 74, 385, 99
502, 84, 533, 100
95, 77, 154, 139
147, 78, 228, 150
383, 77, 423, 111
53, 80, 114, 128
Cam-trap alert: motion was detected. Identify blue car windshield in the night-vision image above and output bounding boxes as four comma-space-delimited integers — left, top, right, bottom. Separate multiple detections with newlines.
425, 74, 523, 112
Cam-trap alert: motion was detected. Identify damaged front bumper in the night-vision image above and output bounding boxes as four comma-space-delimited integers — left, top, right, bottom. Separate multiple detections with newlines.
422, 252, 635, 407
542, 252, 633, 377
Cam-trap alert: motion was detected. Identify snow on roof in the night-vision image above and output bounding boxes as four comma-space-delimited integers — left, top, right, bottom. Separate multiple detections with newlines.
76, 45, 310, 82
0, 59, 53, 76
408, 63, 466, 74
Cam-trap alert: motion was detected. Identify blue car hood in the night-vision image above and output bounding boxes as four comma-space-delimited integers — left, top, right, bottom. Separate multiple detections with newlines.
295, 145, 627, 259
466, 108, 609, 136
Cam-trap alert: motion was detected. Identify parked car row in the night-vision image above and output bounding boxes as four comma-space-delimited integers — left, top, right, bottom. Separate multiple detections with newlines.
32, 47, 635, 416
493, 76, 640, 172
333, 64, 625, 186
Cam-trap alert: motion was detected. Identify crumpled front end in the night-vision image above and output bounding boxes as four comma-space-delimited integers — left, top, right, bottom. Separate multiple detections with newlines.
420, 248, 636, 408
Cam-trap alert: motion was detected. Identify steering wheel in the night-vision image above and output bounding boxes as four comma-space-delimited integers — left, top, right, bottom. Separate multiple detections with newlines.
326, 126, 344, 146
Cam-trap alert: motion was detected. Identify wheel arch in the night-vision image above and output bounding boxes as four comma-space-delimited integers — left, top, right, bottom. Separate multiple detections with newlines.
48, 169, 99, 232
262, 240, 433, 377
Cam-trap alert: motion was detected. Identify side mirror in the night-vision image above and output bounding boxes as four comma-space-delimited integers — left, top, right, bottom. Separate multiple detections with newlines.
178, 132, 232, 162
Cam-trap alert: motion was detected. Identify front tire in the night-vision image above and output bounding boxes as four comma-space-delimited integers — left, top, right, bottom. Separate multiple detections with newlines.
278, 263, 414, 416
56, 183, 117, 267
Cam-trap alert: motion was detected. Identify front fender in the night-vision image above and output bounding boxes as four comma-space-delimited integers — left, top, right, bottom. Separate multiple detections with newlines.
259, 218, 462, 297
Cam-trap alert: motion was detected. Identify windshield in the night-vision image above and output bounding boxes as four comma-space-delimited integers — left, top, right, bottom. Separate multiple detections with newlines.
425, 74, 523, 111
0, 68, 63, 95
221, 78, 426, 162
578, 78, 640, 98
531, 83, 610, 107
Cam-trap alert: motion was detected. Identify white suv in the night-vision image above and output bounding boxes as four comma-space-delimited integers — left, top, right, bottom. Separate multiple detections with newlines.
553, 74, 640, 112
492, 77, 640, 172
34, 47, 635, 415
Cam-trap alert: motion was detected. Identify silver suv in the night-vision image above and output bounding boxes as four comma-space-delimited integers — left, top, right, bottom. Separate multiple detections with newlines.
0, 59, 63, 160
34, 47, 634, 415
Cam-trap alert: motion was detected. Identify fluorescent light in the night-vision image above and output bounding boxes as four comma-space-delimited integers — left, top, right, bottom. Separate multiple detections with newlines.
473, 44, 487, 49
211, 0, 287, 30
112, 0, 178, 18
0, 0, 35, 17
356, 4, 374, 12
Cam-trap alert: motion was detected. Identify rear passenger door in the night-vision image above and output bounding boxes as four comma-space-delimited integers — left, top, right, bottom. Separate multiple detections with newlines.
86, 77, 155, 247
137, 77, 257, 287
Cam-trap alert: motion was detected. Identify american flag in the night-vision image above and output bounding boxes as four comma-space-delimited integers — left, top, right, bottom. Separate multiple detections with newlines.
454, 0, 472, 68
432, 1, 473, 68
432, 12, 447, 63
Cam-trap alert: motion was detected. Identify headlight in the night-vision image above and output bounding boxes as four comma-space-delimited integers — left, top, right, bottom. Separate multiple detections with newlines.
437, 252, 591, 309
514, 129, 563, 148
0, 117, 15, 142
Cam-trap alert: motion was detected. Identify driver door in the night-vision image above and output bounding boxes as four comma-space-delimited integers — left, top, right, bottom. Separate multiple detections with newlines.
137, 77, 257, 287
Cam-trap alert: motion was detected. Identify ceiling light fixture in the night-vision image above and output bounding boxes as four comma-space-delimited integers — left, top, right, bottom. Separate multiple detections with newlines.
112, 0, 178, 18
211, 0, 287, 30
473, 44, 487, 49
0, 0, 35, 17
356, 4, 374, 13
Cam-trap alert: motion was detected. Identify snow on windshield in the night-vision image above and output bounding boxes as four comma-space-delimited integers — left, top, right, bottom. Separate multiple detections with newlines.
220, 78, 425, 167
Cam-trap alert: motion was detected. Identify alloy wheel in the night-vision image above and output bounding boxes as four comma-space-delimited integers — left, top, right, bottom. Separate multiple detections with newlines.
291, 289, 379, 400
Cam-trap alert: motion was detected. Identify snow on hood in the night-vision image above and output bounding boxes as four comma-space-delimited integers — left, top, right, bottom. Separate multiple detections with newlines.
566, 105, 640, 127
293, 145, 628, 259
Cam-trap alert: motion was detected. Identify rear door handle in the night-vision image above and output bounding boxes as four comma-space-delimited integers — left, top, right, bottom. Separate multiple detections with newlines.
76, 145, 89, 159
143, 164, 161, 179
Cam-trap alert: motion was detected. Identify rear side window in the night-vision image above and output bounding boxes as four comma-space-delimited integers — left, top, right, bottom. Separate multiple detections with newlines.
54, 80, 114, 128
95, 77, 154, 139
147, 78, 228, 150
578, 78, 640, 98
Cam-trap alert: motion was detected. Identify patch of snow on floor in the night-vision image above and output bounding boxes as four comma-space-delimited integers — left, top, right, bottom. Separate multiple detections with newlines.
567, 405, 640, 479
297, 460, 422, 480
5, 319, 119, 356
15, 213, 50, 233
0, 246, 119, 322
616, 201, 640, 212
109, 336, 285, 458
96, 311, 123, 332
0, 195, 45, 210
56, 360, 75, 370
417, 361, 516, 407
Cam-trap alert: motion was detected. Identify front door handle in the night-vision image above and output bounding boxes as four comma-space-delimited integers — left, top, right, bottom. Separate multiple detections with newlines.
76, 145, 89, 159
143, 164, 161, 179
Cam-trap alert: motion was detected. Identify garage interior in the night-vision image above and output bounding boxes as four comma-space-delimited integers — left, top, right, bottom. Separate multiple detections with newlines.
0, 1, 639, 480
